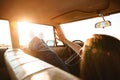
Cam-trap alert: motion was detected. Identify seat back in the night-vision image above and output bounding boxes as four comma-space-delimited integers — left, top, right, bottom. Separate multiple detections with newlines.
4, 49, 81, 80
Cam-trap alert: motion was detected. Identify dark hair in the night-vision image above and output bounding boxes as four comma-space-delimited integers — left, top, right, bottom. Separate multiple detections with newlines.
80, 34, 120, 80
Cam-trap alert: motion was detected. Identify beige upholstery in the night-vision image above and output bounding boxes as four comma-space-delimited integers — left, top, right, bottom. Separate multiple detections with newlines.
4, 49, 81, 80
0, 0, 120, 25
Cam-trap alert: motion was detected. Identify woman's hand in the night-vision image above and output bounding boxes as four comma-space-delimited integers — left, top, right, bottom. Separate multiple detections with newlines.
55, 25, 82, 54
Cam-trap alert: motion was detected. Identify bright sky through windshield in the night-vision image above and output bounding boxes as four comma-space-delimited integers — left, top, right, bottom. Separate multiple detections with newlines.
61, 13, 120, 42
17, 22, 54, 46
0, 13, 120, 46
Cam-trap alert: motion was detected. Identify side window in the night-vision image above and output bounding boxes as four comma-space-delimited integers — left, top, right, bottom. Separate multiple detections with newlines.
0, 20, 12, 48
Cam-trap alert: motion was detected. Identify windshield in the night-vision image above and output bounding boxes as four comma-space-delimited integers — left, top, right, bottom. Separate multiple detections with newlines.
61, 13, 120, 42
0, 13, 120, 48
17, 22, 54, 47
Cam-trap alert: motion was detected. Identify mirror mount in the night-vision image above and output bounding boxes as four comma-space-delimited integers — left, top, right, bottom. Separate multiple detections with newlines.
95, 12, 111, 28
98, 12, 106, 21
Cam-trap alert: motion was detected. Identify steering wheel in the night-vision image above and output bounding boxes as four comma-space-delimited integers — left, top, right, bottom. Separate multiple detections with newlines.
61, 40, 84, 77
64, 40, 84, 66
72, 40, 84, 47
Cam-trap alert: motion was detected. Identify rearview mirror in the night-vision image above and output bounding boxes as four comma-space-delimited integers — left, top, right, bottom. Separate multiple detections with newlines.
95, 20, 111, 28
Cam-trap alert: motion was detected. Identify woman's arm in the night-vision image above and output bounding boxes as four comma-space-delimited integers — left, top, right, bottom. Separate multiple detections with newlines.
55, 25, 82, 55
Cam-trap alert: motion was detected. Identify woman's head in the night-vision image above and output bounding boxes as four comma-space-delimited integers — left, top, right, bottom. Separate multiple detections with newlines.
80, 34, 120, 80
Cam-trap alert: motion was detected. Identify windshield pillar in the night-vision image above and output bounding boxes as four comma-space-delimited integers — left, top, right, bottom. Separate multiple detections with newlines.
9, 21, 20, 48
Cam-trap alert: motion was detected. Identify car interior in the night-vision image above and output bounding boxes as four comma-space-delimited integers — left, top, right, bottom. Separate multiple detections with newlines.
0, 0, 120, 80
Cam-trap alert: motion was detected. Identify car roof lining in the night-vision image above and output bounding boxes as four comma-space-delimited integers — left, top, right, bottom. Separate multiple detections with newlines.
0, 0, 120, 25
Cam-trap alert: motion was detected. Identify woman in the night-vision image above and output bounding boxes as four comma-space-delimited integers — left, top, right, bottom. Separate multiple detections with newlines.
55, 27, 120, 80
80, 34, 120, 80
